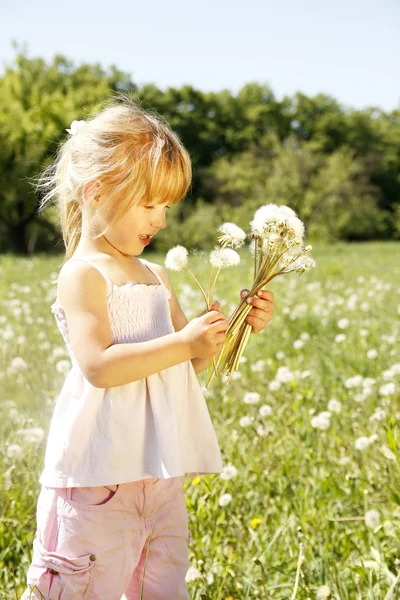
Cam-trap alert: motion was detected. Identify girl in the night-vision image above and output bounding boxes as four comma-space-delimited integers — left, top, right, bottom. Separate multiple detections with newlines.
22, 94, 275, 600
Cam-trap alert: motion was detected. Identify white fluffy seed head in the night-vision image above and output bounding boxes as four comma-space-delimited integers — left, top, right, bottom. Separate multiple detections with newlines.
218, 222, 247, 248
164, 245, 189, 271
250, 204, 306, 244
209, 247, 241, 268
250, 204, 285, 234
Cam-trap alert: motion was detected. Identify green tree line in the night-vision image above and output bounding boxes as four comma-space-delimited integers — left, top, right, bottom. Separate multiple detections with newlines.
1, 45, 399, 254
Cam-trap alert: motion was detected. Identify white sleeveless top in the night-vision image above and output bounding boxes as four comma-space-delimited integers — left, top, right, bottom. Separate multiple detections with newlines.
39, 257, 223, 488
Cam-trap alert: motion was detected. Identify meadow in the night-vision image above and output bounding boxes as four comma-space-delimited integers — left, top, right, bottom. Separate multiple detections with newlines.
0, 242, 399, 599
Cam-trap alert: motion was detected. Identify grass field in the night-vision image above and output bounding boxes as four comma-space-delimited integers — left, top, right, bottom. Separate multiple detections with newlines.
1, 242, 400, 599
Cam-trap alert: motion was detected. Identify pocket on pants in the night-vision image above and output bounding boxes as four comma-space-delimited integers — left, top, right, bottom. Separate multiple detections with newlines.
26, 537, 96, 599
70, 485, 119, 507
62, 484, 121, 511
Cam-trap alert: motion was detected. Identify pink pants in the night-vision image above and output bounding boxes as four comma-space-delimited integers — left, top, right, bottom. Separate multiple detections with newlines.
21, 477, 191, 599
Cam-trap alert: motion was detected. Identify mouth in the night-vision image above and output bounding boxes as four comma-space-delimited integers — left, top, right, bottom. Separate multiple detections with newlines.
139, 234, 152, 246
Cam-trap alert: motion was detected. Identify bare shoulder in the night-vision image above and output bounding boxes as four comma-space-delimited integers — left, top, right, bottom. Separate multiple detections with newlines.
55, 259, 113, 386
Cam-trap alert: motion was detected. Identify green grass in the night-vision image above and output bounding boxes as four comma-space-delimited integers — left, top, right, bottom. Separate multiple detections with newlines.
1, 242, 400, 599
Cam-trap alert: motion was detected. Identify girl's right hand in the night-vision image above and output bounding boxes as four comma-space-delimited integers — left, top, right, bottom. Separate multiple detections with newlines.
180, 304, 229, 359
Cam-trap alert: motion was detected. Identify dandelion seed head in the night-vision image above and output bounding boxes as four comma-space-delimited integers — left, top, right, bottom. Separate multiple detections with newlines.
209, 247, 240, 268
165, 246, 189, 271
218, 222, 247, 248
365, 509, 381, 529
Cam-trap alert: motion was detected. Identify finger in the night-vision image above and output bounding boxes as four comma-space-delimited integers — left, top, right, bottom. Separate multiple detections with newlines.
206, 310, 225, 323
255, 289, 274, 302
245, 314, 266, 333
211, 320, 229, 334
240, 289, 250, 298
247, 307, 272, 322
246, 296, 275, 312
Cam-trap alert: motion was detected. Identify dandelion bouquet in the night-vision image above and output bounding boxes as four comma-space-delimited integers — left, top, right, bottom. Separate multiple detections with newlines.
164, 204, 315, 387
206, 204, 315, 387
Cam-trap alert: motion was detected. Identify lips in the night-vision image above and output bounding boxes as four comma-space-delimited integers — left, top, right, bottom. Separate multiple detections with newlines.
139, 234, 152, 246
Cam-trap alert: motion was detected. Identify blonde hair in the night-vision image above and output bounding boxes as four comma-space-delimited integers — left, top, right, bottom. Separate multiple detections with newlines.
32, 92, 192, 260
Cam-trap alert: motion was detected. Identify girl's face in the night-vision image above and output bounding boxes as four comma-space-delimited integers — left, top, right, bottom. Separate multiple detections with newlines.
102, 200, 170, 257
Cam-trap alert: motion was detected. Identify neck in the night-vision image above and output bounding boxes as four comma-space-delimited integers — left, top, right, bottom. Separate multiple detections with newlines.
103, 234, 133, 259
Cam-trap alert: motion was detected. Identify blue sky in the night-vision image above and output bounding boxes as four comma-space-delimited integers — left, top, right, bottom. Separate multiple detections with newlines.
1, 0, 399, 112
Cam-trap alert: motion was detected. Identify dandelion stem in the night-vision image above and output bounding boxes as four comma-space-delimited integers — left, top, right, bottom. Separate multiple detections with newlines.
183, 266, 209, 308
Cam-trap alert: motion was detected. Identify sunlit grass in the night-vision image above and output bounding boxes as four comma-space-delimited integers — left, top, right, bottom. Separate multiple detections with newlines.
1, 242, 400, 599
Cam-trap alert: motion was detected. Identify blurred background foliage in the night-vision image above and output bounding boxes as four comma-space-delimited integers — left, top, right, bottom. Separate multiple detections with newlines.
1, 46, 399, 255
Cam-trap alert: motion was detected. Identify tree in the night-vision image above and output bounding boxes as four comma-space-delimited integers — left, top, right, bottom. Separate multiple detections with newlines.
0, 44, 135, 254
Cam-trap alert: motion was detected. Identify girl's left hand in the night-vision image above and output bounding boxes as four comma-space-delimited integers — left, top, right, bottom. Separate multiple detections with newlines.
240, 289, 275, 333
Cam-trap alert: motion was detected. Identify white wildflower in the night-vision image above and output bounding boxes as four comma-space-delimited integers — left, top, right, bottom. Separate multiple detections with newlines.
328, 399, 342, 413
286, 216, 305, 242
209, 247, 240, 268
338, 318, 349, 329
218, 493, 232, 507
355, 436, 371, 450
276, 351, 286, 360
19, 427, 44, 444
6, 443, 23, 460
367, 349, 378, 359
250, 204, 285, 234
218, 222, 247, 248
220, 464, 238, 480
316, 585, 331, 600
165, 246, 189, 271
379, 382, 395, 396
369, 409, 386, 422
335, 334, 346, 343
243, 392, 260, 404
365, 509, 381, 529
293, 339, 304, 349
9, 357, 28, 371
275, 366, 295, 383
239, 416, 252, 427
185, 566, 202, 582
259, 404, 273, 417
344, 375, 363, 388
300, 332, 310, 341
269, 380, 281, 391
56, 359, 72, 375
206, 572, 214, 585
256, 424, 267, 436
285, 255, 316, 273
311, 412, 331, 430
251, 359, 265, 372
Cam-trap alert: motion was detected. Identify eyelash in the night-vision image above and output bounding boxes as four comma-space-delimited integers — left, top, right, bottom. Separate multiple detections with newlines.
145, 206, 170, 210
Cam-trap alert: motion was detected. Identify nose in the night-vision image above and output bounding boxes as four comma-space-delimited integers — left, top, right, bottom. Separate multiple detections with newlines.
151, 208, 167, 231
